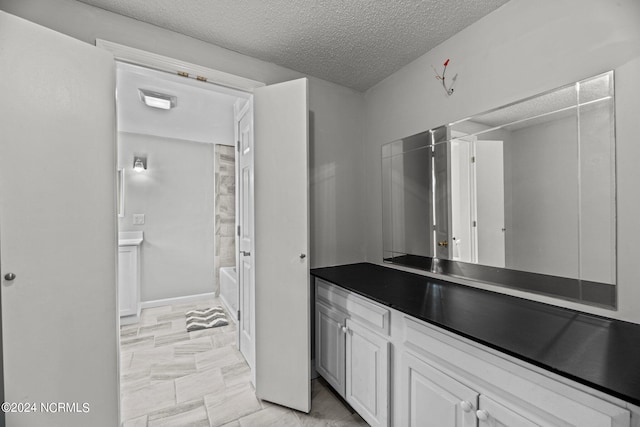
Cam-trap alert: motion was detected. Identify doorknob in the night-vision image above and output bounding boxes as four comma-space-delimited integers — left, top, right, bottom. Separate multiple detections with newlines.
300, 254, 306, 259
4, 273, 16, 281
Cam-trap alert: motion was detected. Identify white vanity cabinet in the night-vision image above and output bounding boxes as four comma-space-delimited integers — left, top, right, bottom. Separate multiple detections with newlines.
401, 317, 631, 427
315, 279, 390, 427
314, 276, 634, 427
118, 231, 143, 325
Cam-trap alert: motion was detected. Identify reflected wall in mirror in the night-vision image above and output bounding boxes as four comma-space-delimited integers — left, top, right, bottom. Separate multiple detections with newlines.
382, 71, 616, 308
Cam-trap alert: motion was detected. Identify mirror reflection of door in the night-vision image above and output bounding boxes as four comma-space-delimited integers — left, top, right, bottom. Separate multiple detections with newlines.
475, 140, 505, 268
433, 128, 452, 260
450, 135, 505, 268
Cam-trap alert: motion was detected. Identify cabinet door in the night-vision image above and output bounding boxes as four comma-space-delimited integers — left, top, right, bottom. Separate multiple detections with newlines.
118, 246, 139, 317
345, 319, 389, 427
476, 395, 538, 427
401, 351, 478, 427
316, 302, 347, 397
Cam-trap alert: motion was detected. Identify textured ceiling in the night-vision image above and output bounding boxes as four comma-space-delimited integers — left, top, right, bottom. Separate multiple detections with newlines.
77, 0, 510, 91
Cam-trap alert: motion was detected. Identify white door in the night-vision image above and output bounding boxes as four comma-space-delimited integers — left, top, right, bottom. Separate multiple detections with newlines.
345, 319, 389, 427
400, 351, 478, 427
475, 141, 505, 268
236, 100, 255, 374
316, 301, 347, 397
0, 11, 118, 427
253, 78, 310, 412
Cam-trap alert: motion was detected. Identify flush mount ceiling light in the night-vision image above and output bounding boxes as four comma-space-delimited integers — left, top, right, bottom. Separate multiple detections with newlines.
138, 89, 177, 110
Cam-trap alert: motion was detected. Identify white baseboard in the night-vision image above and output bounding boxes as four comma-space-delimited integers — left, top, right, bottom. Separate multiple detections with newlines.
140, 292, 217, 309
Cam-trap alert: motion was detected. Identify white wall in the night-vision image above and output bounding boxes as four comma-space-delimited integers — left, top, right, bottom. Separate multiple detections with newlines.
364, 0, 640, 323
119, 132, 216, 302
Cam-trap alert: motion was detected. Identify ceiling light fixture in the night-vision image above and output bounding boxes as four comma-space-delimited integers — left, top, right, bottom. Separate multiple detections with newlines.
138, 89, 177, 110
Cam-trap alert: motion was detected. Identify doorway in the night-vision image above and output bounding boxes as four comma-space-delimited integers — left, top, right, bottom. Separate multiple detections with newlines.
114, 60, 254, 423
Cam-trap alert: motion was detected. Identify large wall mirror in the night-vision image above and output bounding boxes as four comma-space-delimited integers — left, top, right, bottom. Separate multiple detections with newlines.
382, 71, 616, 308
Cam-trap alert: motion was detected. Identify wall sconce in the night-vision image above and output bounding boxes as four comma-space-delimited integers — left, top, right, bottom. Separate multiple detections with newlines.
138, 89, 177, 110
133, 156, 147, 173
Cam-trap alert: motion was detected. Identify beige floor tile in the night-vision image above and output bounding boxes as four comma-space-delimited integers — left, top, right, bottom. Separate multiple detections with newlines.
173, 336, 213, 356
212, 331, 237, 348
175, 368, 225, 404
121, 335, 156, 351
221, 362, 251, 388
138, 322, 173, 337
238, 405, 301, 427
204, 383, 261, 426
121, 380, 176, 421
154, 331, 191, 347
195, 345, 242, 371
122, 414, 148, 427
147, 399, 209, 427
130, 346, 175, 371
150, 358, 197, 381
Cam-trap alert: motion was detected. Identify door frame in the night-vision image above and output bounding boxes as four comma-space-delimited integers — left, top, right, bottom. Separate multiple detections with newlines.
96, 37, 264, 392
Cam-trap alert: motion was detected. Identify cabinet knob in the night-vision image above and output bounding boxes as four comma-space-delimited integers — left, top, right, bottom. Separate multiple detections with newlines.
460, 401, 473, 413
341, 325, 348, 334
4, 273, 16, 281
476, 410, 489, 422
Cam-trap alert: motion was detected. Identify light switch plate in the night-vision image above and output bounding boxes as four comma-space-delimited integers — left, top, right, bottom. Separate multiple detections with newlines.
133, 214, 145, 225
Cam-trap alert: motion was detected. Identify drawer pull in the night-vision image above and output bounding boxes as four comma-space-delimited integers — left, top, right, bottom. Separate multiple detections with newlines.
476, 410, 489, 421
460, 401, 473, 413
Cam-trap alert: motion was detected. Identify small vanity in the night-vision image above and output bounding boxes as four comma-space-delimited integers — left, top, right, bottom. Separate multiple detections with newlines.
311, 263, 640, 427
118, 231, 143, 325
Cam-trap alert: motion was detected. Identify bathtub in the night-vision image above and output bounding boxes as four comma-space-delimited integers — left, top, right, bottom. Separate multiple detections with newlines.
219, 266, 238, 322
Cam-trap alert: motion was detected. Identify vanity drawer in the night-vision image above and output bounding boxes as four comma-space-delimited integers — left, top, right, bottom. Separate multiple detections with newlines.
316, 278, 390, 336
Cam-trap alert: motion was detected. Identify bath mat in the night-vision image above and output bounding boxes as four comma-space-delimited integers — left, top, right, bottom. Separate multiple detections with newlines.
185, 306, 229, 332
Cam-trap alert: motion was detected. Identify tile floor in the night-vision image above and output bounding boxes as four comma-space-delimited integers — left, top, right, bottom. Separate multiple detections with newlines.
120, 297, 368, 426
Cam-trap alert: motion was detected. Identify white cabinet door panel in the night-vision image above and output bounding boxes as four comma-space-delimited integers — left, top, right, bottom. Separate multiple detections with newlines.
316, 301, 347, 397
118, 246, 139, 317
346, 319, 389, 427
401, 351, 478, 427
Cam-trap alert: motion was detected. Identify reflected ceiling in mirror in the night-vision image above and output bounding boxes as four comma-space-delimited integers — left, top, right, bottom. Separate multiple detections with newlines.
382, 71, 616, 309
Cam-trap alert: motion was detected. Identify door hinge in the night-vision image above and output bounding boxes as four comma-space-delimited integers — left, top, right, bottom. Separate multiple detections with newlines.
236, 140, 240, 152
237, 225, 241, 236
177, 71, 189, 78
196, 75, 207, 82
471, 156, 476, 163
473, 220, 477, 227
433, 225, 437, 231
237, 310, 241, 321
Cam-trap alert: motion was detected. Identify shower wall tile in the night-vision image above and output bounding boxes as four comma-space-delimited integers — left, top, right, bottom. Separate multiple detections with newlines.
214, 145, 236, 295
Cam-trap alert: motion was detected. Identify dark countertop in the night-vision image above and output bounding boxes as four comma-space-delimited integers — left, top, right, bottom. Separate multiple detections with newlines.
311, 262, 640, 407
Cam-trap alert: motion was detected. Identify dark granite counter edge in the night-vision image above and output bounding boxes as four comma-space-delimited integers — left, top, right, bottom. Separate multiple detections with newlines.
311, 264, 640, 408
